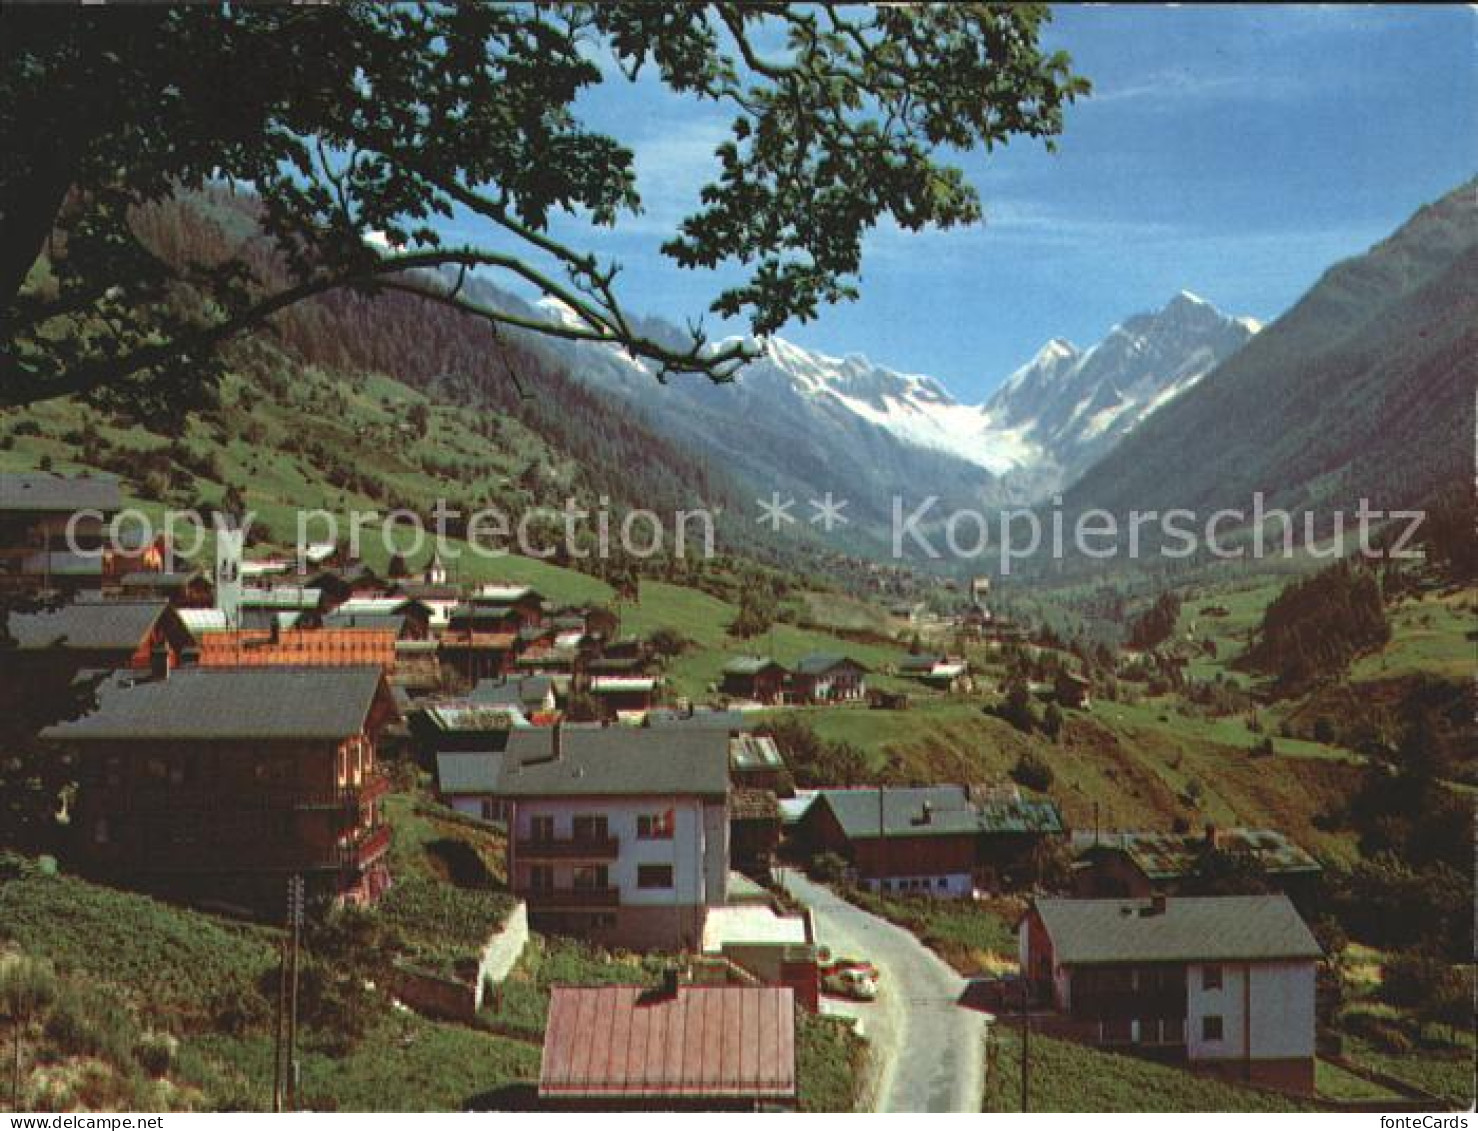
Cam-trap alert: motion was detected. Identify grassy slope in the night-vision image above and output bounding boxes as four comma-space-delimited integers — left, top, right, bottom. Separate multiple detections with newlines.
985, 1027, 1318, 1113
619, 580, 910, 700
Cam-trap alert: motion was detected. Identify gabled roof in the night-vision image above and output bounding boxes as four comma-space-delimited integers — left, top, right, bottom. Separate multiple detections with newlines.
794, 653, 867, 676
41, 665, 393, 741
239, 587, 321, 609
493, 728, 730, 798
0, 473, 123, 513
1033, 895, 1323, 965
1073, 828, 1322, 879
816, 785, 980, 839
540, 985, 795, 1100
813, 786, 1060, 839
436, 751, 506, 795
723, 655, 787, 676
119, 570, 205, 590
470, 675, 554, 710
333, 597, 427, 618
4, 600, 172, 652
322, 611, 407, 634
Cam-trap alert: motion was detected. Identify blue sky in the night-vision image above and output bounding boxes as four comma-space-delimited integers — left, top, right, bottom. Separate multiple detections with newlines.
457, 5, 1478, 402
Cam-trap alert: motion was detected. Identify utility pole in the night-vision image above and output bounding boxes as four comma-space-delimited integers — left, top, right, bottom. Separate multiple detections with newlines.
1019, 979, 1031, 1112
286, 875, 304, 1113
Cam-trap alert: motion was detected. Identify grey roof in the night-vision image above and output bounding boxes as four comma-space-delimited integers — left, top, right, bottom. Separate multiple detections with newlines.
437, 751, 506, 794
322, 611, 407, 634
794, 653, 866, 676
723, 655, 786, 676
470, 675, 553, 710
0, 473, 123, 513
42, 666, 391, 741
492, 727, 730, 798
4, 600, 170, 652
817, 786, 980, 839
119, 571, 204, 589
814, 785, 1061, 839
648, 707, 748, 730
1033, 895, 1323, 965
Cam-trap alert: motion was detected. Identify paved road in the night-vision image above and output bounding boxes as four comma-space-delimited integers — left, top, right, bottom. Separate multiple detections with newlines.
779, 869, 987, 1113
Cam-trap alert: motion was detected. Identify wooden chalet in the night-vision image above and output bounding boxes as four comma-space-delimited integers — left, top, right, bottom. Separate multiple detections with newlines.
1021, 895, 1321, 1093
118, 570, 214, 608
790, 654, 867, 704
42, 665, 398, 912
720, 656, 789, 704
1, 599, 190, 685
438, 629, 517, 684
1071, 826, 1323, 903
0, 473, 123, 595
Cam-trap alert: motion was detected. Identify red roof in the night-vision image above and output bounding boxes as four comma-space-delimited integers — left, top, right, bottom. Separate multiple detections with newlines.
539, 984, 796, 1100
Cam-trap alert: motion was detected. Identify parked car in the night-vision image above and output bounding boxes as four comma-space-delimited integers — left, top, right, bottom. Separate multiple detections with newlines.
823, 967, 879, 1001
817, 949, 881, 982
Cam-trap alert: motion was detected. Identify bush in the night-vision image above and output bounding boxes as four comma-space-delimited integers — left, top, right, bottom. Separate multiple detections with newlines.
808, 852, 851, 884
134, 1031, 177, 1078
1011, 752, 1053, 793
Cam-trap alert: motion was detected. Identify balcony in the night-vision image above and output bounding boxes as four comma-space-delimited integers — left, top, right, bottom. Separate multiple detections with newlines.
523, 886, 621, 909
297, 774, 392, 812
339, 824, 392, 871
515, 835, 620, 861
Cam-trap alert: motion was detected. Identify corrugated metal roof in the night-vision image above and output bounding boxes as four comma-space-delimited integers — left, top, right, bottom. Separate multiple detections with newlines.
4, 600, 169, 651
540, 985, 795, 1100
42, 665, 391, 741
0, 473, 123, 513
1033, 895, 1324, 965
494, 728, 729, 798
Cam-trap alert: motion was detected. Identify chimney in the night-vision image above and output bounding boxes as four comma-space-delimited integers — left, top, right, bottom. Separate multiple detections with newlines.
920, 800, 933, 825
149, 643, 170, 682
550, 720, 563, 761
1146, 893, 1168, 916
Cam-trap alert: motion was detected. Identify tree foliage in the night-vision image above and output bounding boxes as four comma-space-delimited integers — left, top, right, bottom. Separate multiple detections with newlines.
2, 2, 1086, 412
1241, 562, 1389, 691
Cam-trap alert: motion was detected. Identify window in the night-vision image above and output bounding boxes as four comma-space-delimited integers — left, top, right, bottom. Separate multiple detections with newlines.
1202, 1015, 1224, 1042
937, 877, 947, 890
573, 865, 609, 891
1202, 965, 1223, 991
528, 865, 553, 892
529, 815, 555, 842
637, 864, 674, 890
637, 810, 674, 839
572, 814, 609, 841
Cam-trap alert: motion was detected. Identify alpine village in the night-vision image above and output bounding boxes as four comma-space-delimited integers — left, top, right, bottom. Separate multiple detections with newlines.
1, 2, 1474, 1118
